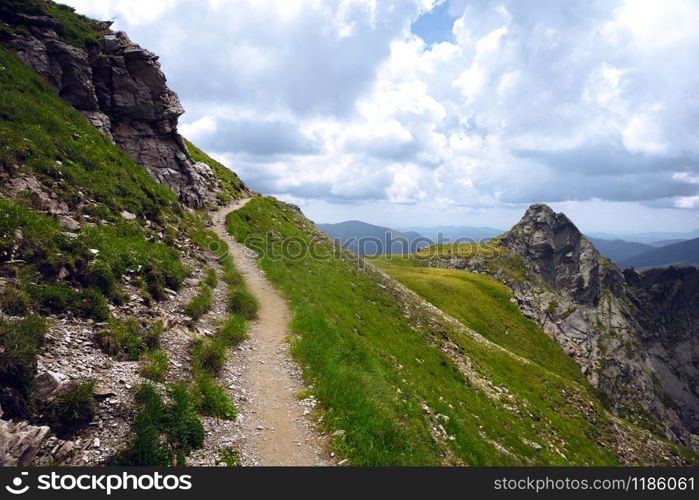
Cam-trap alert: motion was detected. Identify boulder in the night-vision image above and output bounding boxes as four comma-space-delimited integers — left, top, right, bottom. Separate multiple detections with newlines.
0, 405, 50, 466
34, 371, 68, 401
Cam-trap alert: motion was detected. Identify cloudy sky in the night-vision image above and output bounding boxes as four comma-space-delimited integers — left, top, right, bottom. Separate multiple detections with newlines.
61, 0, 699, 233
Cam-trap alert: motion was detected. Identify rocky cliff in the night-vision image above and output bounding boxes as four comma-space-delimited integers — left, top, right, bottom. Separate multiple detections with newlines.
421, 204, 699, 452
498, 204, 626, 304
2, 9, 214, 207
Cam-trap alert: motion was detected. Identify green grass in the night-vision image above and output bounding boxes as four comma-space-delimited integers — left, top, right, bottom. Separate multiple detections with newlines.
0, 315, 47, 418
191, 337, 227, 377
204, 267, 218, 288
371, 257, 586, 384
0, 47, 178, 220
79, 222, 188, 301
216, 315, 248, 346
97, 319, 162, 361
113, 383, 204, 466
0, 285, 30, 316
193, 374, 237, 421
139, 349, 170, 382
24, 283, 109, 321
227, 286, 259, 320
414, 243, 533, 283
0, 1, 109, 48
216, 448, 241, 466
184, 285, 214, 320
184, 139, 248, 205
225, 196, 692, 466
43, 378, 96, 438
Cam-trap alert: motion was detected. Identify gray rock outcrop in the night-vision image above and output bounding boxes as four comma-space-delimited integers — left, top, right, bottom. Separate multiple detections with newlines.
0, 404, 50, 467
6, 14, 213, 208
422, 204, 699, 452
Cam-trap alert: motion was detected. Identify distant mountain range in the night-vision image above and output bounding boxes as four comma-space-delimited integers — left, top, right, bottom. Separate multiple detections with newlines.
586, 238, 657, 263
319, 220, 699, 268
395, 225, 504, 244
617, 238, 699, 270
316, 220, 429, 255
586, 229, 699, 244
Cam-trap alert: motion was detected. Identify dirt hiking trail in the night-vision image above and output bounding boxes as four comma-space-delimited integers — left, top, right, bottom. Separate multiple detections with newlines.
211, 199, 329, 466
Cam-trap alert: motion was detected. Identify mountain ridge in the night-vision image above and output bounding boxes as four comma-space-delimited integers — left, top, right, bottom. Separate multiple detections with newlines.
617, 237, 699, 270
0, 0, 696, 467
412, 204, 699, 452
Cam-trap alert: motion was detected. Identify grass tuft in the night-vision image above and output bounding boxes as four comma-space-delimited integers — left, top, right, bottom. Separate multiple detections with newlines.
113, 383, 204, 466
216, 315, 248, 346
43, 378, 96, 438
97, 319, 162, 360
227, 286, 259, 320
203, 268, 218, 288
184, 285, 213, 320
139, 349, 170, 382
193, 374, 236, 420
0, 315, 47, 418
0, 286, 31, 316
216, 448, 241, 466
191, 337, 227, 377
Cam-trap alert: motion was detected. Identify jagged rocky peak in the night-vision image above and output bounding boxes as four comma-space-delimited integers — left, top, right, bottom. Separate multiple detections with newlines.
498, 204, 624, 305
4, 10, 214, 208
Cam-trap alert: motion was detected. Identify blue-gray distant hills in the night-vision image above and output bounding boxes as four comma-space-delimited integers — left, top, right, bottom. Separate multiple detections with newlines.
316, 220, 431, 255
617, 237, 699, 270
586, 238, 657, 263
395, 225, 505, 244
319, 220, 699, 267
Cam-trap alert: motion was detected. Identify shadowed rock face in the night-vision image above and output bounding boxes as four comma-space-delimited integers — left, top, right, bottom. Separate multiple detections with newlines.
498, 204, 625, 305
8, 14, 213, 208
425, 203, 699, 451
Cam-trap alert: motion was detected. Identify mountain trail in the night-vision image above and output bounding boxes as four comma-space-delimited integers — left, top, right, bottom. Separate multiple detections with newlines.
211, 199, 330, 466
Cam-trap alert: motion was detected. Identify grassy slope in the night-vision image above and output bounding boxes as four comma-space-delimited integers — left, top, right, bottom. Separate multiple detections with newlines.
226, 197, 693, 466
371, 257, 585, 384
0, 32, 248, 435
184, 139, 249, 204
0, 47, 178, 220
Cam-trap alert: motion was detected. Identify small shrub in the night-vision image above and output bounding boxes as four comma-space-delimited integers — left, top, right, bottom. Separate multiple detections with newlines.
204, 268, 218, 288
216, 315, 248, 346
25, 283, 108, 321
24, 283, 76, 315
0, 286, 31, 316
74, 287, 109, 321
139, 349, 170, 382
216, 448, 241, 466
194, 374, 236, 420
43, 379, 96, 438
83, 260, 117, 297
167, 383, 206, 465
114, 383, 204, 466
0, 315, 47, 418
191, 337, 227, 376
222, 268, 243, 287
97, 319, 162, 360
227, 286, 259, 320
184, 285, 213, 320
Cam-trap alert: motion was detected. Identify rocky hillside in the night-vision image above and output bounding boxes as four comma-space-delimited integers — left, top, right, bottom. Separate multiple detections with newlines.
0, 0, 247, 207
1, 1, 696, 467
0, 0, 254, 466
416, 204, 699, 452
